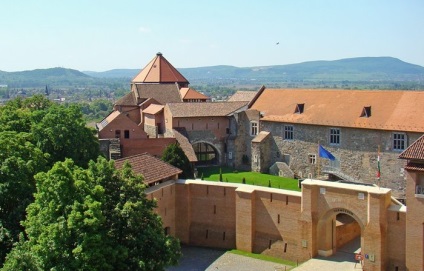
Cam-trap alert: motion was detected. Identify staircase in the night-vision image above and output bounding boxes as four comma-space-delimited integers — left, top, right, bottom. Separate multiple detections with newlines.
322, 166, 357, 183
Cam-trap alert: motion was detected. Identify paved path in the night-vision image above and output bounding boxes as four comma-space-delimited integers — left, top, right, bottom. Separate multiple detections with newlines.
292, 237, 362, 271
166, 246, 292, 271
167, 238, 361, 271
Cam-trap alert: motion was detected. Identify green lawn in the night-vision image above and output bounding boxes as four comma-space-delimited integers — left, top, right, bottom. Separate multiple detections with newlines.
196, 166, 301, 192
229, 249, 296, 267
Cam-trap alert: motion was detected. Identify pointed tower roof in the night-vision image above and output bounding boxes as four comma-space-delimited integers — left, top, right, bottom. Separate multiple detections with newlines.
132, 52, 189, 84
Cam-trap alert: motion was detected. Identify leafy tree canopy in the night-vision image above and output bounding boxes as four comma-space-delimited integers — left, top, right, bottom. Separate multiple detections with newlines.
0, 131, 48, 263
3, 158, 181, 271
161, 143, 192, 179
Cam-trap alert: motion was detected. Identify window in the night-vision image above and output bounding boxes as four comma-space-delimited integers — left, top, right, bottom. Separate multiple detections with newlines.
124, 130, 130, 139
330, 128, 340, 145
250, 121, 258, 136
115, 130, 121, 138
295, 103, 305, 114
360, 106, 372, 117
393, 133, 406, 151
308, 154, 316, 164
284, 125, 294, 140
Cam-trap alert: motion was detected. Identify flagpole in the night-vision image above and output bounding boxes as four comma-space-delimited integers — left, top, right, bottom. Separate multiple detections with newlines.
317, 141, 320, 179
377, 145, 381, 188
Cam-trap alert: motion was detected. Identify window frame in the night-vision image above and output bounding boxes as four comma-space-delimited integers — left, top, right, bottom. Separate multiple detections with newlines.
329, 128, 341, 146
250, 121, 258, 136
284, 125, 294, 140
392, 132, 407, 151
308, 154, 317, 165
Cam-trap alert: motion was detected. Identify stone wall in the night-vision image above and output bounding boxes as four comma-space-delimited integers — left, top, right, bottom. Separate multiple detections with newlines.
144, 123, 158, 138
256, 121, 421, 198
233, 110, 260, 170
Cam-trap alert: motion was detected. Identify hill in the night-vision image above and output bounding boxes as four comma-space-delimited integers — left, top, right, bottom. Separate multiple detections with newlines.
83, 57, 424, 83
0, 67, 95, 88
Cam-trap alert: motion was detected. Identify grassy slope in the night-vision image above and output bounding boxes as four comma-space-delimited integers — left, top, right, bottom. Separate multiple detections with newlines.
197, 166, 301, 192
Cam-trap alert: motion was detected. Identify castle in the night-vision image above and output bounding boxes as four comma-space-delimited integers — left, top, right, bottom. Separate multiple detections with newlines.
97, 53, 424, 270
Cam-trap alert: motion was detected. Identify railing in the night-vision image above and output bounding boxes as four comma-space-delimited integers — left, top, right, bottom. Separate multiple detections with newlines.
416, 185, 424, 195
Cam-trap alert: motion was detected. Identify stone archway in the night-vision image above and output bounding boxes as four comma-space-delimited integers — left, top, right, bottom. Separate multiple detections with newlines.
192, 141, 220, 166
317, 208, 363, 257
300, 179, 392, 271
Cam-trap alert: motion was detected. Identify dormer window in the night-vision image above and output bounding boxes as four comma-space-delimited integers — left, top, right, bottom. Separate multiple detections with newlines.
295, 103, 305, 114
360, 106, 372, 118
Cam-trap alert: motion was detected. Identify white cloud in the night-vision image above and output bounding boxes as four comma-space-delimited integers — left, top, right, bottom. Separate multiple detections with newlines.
138, 26, 151, 33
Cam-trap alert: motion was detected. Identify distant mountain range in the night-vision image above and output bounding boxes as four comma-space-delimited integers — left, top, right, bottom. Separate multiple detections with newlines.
84, 57, 424, 82
1, 57, 424, 88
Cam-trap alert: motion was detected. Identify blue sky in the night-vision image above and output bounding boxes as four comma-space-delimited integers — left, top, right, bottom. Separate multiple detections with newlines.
1, 0, 423, 71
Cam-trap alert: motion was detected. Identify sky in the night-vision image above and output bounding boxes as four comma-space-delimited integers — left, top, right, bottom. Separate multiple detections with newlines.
1, 0, 423, 72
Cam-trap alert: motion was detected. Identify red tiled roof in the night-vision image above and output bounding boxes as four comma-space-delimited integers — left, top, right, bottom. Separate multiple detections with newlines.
180, 87, 209, 100
250, 88, 424, 132
166, 101, 247, 118
399, 134, 424, 160
114, 153, 182, 185
404, 162, 424, 172
115, 92, 137, 106
133, 84, 182, 104
228, 90, 257, 102
132, 53, 189, 84
143, 104, 164, 115
173, 128, 197, 162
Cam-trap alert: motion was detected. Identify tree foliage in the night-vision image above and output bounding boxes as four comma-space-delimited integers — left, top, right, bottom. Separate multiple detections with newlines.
3, 158, 181, 270
0, 95, 101, 266
31, 104, 100, 167
0, 132, 48, 264
161, 143, 192, 179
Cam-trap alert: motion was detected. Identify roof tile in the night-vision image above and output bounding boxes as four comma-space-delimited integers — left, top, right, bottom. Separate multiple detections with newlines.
132, 53, 189, 84
399, 134, 424, 160
114, 153, 182, 185
167, 101, 247, 117
134, 84, 182, 104
250, 88, 424, 132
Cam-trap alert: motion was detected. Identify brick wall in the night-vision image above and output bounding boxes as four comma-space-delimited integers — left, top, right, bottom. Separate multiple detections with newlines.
405, 171, 424, 271
147, 179, 408, 270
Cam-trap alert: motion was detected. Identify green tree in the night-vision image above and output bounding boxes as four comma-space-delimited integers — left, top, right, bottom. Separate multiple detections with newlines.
3, 158, 181, 271
0, 132, 48, 264
161, 143, 192, 179
31, 104, 100, 167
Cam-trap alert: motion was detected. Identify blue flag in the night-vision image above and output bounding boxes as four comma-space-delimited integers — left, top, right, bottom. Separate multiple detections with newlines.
319, 145, 336, 160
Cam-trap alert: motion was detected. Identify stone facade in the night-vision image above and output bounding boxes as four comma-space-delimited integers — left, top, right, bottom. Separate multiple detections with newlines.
236, 119, 421, 199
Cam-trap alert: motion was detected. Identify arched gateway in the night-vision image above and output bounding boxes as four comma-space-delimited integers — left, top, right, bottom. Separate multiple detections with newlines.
300, 179, 392, 271
192, 141, 220, 166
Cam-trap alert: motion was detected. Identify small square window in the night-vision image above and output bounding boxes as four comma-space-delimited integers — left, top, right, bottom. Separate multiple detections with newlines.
124, 130, 130, 139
